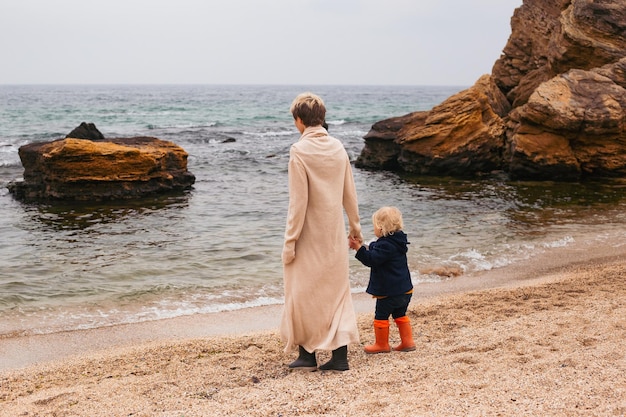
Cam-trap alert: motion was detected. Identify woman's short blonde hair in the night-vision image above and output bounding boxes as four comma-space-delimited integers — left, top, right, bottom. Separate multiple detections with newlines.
290, 92, 326, 127
372, 206, 404, 237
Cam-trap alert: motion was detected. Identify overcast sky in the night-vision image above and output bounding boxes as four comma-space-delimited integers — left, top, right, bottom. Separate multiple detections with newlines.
0, 0, 523, 86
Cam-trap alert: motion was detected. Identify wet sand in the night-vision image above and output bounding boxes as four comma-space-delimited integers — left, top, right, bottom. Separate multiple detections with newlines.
1, 245, 625, 416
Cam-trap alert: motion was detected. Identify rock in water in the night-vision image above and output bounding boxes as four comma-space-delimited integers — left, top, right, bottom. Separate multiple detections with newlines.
357, 75, 510, 177
65, 122, 105, 141
8, 132, 196, 201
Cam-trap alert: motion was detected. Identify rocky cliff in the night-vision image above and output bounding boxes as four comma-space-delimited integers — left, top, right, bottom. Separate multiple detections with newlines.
357, 0, 626, 181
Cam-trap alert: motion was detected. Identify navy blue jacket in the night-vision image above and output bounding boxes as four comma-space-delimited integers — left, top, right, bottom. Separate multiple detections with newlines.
355, 231, 413, 297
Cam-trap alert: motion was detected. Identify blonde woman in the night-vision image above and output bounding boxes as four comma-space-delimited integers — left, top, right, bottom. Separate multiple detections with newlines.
348, 206, 416, 354
280, 92, 363, 371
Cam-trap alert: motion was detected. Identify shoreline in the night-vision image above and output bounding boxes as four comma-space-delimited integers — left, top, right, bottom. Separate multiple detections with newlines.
1, 239, 624, 374
1, 253, 624, 415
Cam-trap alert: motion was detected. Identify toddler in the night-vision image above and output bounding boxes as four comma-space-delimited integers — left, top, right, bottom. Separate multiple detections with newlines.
349, 206, 416, 353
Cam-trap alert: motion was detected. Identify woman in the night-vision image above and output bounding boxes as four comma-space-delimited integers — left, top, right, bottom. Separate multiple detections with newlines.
280, 92, 363, 371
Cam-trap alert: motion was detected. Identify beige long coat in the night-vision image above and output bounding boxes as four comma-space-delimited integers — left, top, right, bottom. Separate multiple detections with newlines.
280, 126, 363, 354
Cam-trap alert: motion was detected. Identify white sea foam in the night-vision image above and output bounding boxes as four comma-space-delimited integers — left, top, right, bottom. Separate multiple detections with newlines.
246, 130, 295, 138
542, 236, 574, 248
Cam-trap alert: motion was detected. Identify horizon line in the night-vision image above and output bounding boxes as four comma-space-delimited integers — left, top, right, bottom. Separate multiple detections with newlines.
0, 82, 471, 88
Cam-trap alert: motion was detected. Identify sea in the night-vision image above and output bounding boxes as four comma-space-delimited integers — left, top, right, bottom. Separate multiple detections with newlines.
1, 84, 625, 338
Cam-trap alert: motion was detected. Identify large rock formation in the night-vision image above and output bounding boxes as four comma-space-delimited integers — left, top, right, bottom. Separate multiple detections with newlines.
8, 124, 195, 201
358, 75, 511, 176
357, 0, 626, 181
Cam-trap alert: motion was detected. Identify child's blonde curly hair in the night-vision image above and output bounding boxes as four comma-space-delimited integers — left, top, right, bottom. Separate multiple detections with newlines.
372, 206, 404, 237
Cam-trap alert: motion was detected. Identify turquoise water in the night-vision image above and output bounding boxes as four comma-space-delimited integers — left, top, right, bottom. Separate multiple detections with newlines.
1, 84, 625, 337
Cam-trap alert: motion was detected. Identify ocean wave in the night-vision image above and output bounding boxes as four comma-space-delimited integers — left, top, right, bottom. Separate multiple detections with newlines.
334, 129, 369, 139
542, 236, 575, 248
444, 236, 576, 273
0, 143, 22, 168
0, 294, 286, 337
242, 130, 295, 138
146, 122, 217, 130
0, 160, 22, 168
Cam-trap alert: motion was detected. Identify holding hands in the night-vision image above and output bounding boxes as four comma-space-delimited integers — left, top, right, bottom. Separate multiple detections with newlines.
348, 235, 362, 251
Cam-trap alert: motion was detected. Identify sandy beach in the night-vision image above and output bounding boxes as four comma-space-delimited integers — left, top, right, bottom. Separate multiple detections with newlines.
1, 246, 625, 416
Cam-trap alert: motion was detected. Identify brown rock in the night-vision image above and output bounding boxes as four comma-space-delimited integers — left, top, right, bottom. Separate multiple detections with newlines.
8, 136, 195, 201
65, 122, 105, 141
356, 112, 417, 170
492, 0, 566, 107
549, 0, 626, 74
360, 0, 626, 181
493, 0, 626, 107
507, 61, 626, 180
357, 75, 510, 176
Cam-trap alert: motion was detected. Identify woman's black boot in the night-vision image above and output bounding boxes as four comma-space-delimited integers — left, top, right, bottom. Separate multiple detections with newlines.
319, 345, 349, 371
288, 346, 317, 370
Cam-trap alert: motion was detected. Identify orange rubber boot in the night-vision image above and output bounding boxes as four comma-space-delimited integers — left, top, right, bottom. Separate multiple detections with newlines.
364, 319, 391, 354
393, 316, 416, 352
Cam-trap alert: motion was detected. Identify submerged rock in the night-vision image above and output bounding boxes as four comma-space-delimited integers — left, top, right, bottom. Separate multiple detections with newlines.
359, 0, 626, 181
8, 125, 195, 201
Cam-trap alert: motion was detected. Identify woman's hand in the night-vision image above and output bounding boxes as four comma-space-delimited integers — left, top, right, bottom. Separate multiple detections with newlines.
348, 236, 362, 251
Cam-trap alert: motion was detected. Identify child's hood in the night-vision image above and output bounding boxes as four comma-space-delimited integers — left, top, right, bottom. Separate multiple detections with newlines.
385, 230, 409, 253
